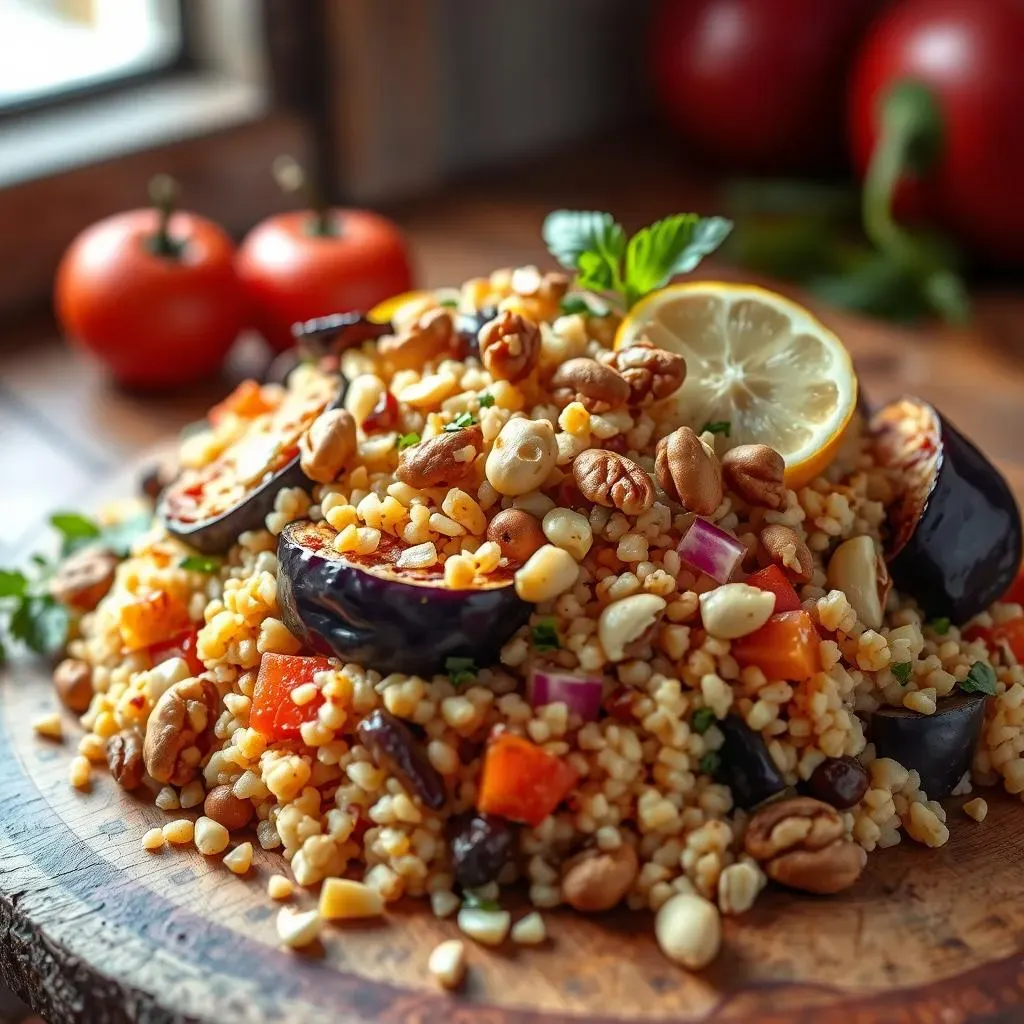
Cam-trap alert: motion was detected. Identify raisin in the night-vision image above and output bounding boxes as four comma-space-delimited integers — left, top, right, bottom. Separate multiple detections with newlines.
357, 709, 446, 809
807, 756, 870, 810
448, 811, 514, 889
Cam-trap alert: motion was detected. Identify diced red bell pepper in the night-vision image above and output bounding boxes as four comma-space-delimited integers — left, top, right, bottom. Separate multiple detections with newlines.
477, 732, 579, 827
149, 628, 205, 677
745, 564, 802, 614
250, 653, 334, 741
208, 380, 274, 425
732, 610, 821, 682
362, 391, 399, 433
965, 618, 1024, 662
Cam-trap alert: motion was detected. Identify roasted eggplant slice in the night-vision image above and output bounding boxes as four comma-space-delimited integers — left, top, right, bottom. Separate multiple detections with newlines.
454, 306, 498, 360
291, 311, 392, 355
161, 373, 342, 554
277, 520, 531, 677
715, 715, 787, 810
872, 397, 1022, 623
869, 693, 987, 798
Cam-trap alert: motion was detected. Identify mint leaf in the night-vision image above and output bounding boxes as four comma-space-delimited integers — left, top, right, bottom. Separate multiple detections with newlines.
700, 421, 731, 437
670, 216, 733, 275
443, 412, 476, 432
576, 249, 618, 293
531, 618, 560, 652
397, 432, 420, 451
0, 570, 28, 599
559, 296, 593, 316
542, 210, 625, 272
699, 751, 721, 776
180, 555, 221, 574
929, 617, 951, 635
11, 596, 69, 656
445, 656, 477, 686
477, 393, 495, 408
692, 707, 716, 734
891, 661, 913, 685
50, 512, 101, 555
960, 661, 997, 697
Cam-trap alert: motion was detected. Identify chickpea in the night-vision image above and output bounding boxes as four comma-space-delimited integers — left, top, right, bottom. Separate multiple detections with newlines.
485, 418, 557, 496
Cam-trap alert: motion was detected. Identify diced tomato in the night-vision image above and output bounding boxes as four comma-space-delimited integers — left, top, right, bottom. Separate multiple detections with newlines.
209, 380, 275, 425
732, 610, 821, 682
118, 591, 192, 651
477, 732, 579, 827
745, 564, 801, 614
362, 391, 399, 433
1002, 565, 1024, 607
965, 618, 1024, 662
606, 688, 637, 722
250, 653, 334, 741
149, 628, 205, 676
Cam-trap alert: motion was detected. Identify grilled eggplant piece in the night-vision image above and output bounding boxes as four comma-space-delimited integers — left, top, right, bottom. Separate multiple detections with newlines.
869, 693, 987, 798
161, 374, 343, 554
454, 306, 498, 360
291, 311, 392, 355
872, 397, 1022, 623
715, 715, 787, 810
277, 520, 531, 677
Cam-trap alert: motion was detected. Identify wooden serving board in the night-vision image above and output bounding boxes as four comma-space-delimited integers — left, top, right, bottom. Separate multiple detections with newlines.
5, 304, 1024, 1024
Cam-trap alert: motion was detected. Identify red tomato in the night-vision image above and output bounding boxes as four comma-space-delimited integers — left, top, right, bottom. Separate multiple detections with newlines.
964, 619, 1024, 662
651, 0, 884, 172
732, 610, 821, 682
149, 629, 205, 677
849, 0, 1024, 265
54, 184, 244, 388
745, 565, 802, 614
250, 653, 334, 741
1003, 565, 1024, 607
236, 209, 413, 352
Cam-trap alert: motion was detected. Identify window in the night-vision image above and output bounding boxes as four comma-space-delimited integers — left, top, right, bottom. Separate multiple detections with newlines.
0, 0, 184, 114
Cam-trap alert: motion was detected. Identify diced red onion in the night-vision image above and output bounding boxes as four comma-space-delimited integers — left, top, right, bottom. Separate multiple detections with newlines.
528, 667, 603, 721
677, 517, 746, 584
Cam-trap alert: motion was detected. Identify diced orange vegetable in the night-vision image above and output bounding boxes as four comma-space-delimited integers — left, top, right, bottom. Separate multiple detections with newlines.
118, 592, 192, 651
745, 565, 801, 614
208, 380, 275, 425
477, 732, 579, 827
732, 610, 821, 682
149, 628, 204, 677
965, 618, 1024, 661
250, 653, 334, 741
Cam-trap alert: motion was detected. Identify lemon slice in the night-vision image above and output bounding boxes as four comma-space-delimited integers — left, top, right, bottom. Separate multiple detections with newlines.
368, 288, 461, 324
615, 282, 857, 489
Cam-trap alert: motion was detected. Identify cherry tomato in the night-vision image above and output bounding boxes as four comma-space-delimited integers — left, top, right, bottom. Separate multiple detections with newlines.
54, 177, 244, 388
849, 0, 1024, 265
651, 0, 884, 172
745, 565, 802, 614
236, 161, 413, 352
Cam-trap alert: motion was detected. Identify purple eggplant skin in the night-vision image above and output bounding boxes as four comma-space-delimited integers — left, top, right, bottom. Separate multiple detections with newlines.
277, 520, 532, 678
873, 397, 1022, 624
291, 311, 392, 354
715, 715, 787, 810
869, 693, 987, 798
160, 385, 346, 556
454, 306, 497, 360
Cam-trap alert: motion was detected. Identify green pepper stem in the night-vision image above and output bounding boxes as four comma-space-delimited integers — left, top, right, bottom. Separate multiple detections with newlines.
273, 155, 335, 237
147, 174, 183, 259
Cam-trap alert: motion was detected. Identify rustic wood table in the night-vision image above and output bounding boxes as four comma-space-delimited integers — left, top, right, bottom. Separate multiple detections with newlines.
3, 162, 1024, 1024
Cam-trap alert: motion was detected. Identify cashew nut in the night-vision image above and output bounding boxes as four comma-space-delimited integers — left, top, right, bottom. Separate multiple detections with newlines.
826, 535, 885, 629
514, 544, 580, 603
699, 583, 776, 639
598, 593, 666, 662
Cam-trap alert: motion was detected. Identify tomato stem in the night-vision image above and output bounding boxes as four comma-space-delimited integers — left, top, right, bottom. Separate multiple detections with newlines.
862, 80, 969, 324
146, 175, 185, 259
273, 155, 336, 238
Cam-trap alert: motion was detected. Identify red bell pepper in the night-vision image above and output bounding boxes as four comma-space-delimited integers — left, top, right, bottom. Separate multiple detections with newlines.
477, 732, 579, 827
965, 618, 1024, 662
745, 564, 801, 614
732, 610, 821, 682
149, 628, 204, 677
250, 653, 334, 741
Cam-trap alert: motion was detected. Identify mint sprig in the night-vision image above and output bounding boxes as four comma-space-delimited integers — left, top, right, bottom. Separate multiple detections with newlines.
543, 210, 733, 310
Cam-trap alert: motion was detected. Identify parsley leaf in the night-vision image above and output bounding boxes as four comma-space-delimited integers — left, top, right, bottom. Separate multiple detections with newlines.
891, 661, 913, 685
461, 893, 501, 912
699, 751, 721, 776
960, 661, 997, 697
49, 511, 102, 556
531, 618, 560, 652
0, 570, 28, 599
477, 392, 495, 408
443, 411, 476, 432
700, 421, 731, 437
929, 617, 951, 635
445, 656, 478, 686
692, 708, 716, 734
397, 432, 421, 451
439, 298, 459, 309
543, 210, 626, 274
180, 555, 222, 574
10, 596, 69, 656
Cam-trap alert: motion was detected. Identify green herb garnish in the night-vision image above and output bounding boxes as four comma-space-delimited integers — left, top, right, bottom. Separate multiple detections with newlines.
49, 512, 102, 556
461, 893, 501, 912
960, 661, 998, 697
699, 751, 721, 776
445, 656, 478, 686
891, 662, 913, 686
0, 564, 69, 664
397, 432, 421, 451
558, 295, 610, 318
100, 512, 155, 557
439, 298, 459, 309
543, 210, 732, 311
180, 555, 222, 574
443, 411, 476, 433
700, 421, 731, 437
477, 392, 495, 409
531, 617, 560, 652
929, 617, 951, 635
692, 708, 716, 734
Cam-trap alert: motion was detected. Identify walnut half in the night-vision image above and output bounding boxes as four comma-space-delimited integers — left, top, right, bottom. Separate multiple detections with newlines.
143, 677, 219, 786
